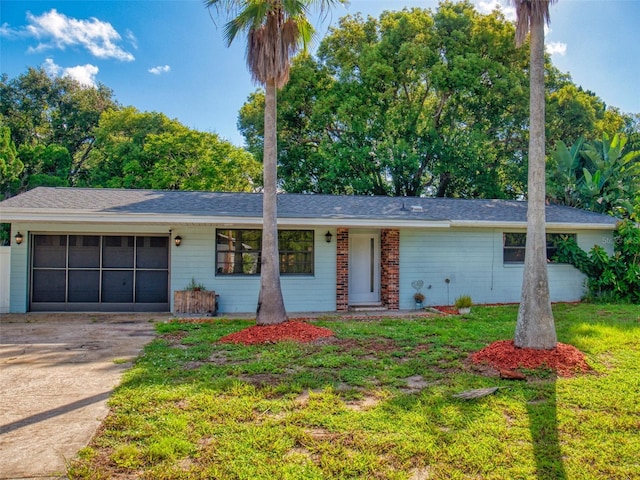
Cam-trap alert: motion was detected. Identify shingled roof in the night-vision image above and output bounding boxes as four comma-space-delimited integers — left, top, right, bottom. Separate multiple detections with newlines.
0, 187, 619, 228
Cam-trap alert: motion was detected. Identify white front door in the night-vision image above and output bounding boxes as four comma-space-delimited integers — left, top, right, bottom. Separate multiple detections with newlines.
349, 233, 380, 304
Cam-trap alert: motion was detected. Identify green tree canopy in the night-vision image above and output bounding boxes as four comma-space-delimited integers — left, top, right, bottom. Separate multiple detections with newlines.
547, 133, 640, 218
0, 68, 117, 193
86, 107, 260, 191
0, 126, 23, 200
238, 2, 635, 199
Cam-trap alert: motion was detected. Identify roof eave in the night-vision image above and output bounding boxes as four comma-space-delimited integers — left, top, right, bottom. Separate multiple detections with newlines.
450, 220, 618, 230
2, 210, 617, 230
0, 210, 452, 229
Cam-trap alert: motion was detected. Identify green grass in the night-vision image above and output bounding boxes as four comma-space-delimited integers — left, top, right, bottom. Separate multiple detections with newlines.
68, 304, 640, 479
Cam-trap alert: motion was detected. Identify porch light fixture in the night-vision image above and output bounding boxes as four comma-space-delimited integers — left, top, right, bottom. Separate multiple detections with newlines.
174, 235, 182, 247
325, 231, 333, 243
14, 232, 24, 245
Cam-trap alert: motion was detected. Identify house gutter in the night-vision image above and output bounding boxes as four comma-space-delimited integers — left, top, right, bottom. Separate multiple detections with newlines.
0, 210, 451, 229
2, 209, 617, 230
449, 220, 619, 230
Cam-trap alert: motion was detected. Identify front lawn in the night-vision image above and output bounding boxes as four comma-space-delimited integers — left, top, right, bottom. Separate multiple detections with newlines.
68, 304, 640, 479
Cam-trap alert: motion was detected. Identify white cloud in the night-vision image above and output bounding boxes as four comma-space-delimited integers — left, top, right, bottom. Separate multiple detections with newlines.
149, 65, 171, 75
43, 58, 99, 87
126, 29, 138, 50
546, 41, 567, 56
65, 64, 100, 87
21, 9, 134, 61
475, 0, 516, 22
42, 57, 62, 76
1, 21, 19, 39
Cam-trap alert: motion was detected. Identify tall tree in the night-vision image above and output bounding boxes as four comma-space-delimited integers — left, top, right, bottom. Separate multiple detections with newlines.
206, 0, 345, 325
0, 68, 116, 193
239, 5, 538, 198
513, 0, 557, 349
0, 126, 23, 200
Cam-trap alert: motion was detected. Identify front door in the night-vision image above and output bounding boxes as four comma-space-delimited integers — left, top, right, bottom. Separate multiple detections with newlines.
349, 233, 380, 305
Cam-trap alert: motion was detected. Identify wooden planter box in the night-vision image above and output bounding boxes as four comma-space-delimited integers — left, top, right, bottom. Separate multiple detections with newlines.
174, 290, 216, 315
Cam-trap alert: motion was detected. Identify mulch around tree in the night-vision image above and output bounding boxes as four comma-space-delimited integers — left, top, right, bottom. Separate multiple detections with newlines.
471, 339, 590, 378
218, 320, 335, 345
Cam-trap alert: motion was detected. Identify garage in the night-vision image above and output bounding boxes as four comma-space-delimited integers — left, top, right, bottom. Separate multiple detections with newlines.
30, 234, 169, 312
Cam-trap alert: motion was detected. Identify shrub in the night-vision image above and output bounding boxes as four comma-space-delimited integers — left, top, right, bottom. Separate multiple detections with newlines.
554, 220, 640, 303
454, 295, 472, 309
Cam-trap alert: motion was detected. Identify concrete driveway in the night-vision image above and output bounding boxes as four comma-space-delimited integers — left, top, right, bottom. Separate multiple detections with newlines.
0, 313, 170, 480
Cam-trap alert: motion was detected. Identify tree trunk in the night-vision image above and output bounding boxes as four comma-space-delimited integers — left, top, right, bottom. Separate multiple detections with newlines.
515, 17, 557, 349
256, 80, 288, 325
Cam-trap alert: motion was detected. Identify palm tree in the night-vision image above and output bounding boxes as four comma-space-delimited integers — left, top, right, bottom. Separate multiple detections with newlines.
206, 0, 345, 325
512, 0, 558, 349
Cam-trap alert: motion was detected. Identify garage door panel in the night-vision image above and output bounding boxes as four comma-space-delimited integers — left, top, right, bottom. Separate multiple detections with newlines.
137, 237, 169, 269
136, 271, 168, 303
102, 270, 134, 303
103, 236, 134, 268
68, 270, 100, 302
30, 234, 169, 312
33, 235, 66, 268
69, 235, 100, 268
32, 270, 65, 302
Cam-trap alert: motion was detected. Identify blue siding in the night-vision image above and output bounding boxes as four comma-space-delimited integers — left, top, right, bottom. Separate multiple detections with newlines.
399, 228, 614, 308
171, 227, 336, 314
5, 222, 615, 314
8, 223, 28, 313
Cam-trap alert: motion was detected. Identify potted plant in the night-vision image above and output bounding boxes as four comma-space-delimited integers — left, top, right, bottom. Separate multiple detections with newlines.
414, 291, 425, 308
454, 294, 472, 314
185, 277, 206, 292
411, 280, 426, 310
174, 278, 216, 315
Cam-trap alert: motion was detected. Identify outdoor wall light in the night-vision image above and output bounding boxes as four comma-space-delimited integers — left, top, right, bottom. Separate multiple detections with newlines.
325, 231, 333, 243
174, 235, 182, 247
14, 232, 24, 245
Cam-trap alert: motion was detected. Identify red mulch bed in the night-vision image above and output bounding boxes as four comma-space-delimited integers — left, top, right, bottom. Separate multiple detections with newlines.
432, 305, 460, 315
219, 320, 334, 345
471, 340, 590, 377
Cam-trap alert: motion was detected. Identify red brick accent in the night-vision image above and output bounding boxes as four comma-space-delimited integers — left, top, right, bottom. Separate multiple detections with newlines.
381, 229, 400, 310
336, 228, 349, 311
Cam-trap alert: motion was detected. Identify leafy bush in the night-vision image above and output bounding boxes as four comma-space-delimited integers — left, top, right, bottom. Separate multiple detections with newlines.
554, 220, 640, 303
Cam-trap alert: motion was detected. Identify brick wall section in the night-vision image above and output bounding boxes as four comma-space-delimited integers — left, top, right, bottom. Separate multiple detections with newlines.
381, 229, 400, 310
336, 228, 349, 311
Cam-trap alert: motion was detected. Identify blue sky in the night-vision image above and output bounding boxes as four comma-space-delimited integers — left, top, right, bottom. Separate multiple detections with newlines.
2, 0, 639, 146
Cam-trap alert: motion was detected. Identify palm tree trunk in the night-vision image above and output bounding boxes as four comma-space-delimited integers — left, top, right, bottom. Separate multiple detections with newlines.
515, 16, 557, 349
256, 79, 288, 325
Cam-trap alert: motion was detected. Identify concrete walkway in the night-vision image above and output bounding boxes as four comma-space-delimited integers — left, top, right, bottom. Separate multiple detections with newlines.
0, 313, 169, 480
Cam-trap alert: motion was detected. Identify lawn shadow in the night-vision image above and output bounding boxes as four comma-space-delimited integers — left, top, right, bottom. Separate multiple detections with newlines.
526, 377, 566, 480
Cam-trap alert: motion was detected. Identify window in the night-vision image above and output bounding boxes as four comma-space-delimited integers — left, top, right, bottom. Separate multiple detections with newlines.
216, 229, 314, 275
503, 233, 576, 264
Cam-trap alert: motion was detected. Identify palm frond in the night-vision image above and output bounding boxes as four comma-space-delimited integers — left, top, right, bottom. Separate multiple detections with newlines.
512, 0, 558, 47
452, 386, 509, 400
210, 0, 345, 87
